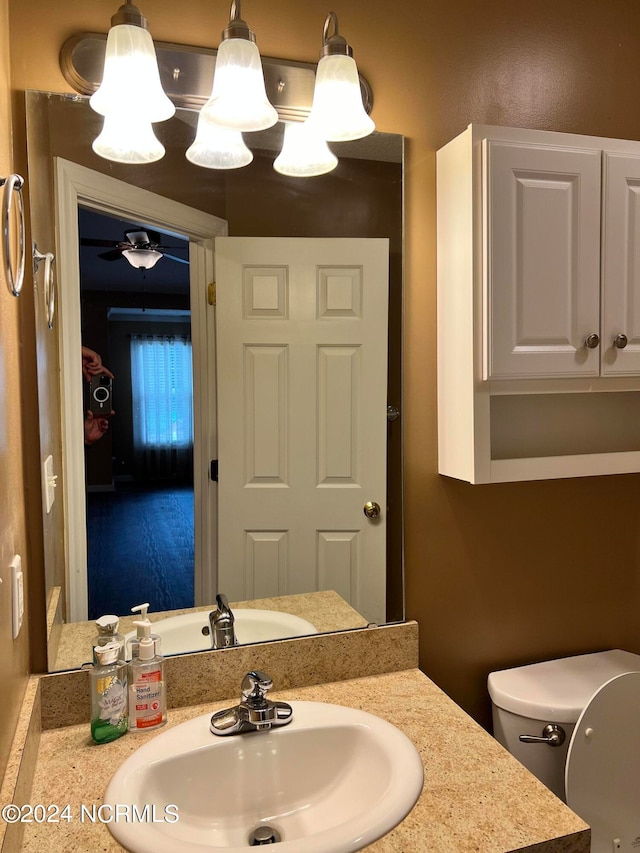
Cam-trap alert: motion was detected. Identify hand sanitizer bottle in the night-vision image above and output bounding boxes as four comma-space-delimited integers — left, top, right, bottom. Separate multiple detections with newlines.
92, 615, 126, 664
90, 641, 128, 744
128, 621, 167, 732
129, 603, 161, 659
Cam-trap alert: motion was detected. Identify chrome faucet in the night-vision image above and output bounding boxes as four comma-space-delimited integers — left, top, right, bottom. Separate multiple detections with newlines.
210, 671, 293, 736
209, 593, 237, 649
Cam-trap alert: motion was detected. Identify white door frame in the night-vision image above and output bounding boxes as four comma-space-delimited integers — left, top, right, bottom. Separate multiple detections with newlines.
54, 158, 227, 622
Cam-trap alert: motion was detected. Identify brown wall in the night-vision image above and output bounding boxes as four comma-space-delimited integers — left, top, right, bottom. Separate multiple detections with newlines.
7, 0, 640, 741
0, 0, 30, 782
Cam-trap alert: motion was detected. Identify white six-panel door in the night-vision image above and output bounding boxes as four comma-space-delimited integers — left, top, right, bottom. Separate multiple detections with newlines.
215, 237, 389, 624
485, 140, 602, 379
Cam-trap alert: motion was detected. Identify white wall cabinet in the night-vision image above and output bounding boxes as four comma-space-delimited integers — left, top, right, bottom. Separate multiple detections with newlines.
437, 124, 640, 483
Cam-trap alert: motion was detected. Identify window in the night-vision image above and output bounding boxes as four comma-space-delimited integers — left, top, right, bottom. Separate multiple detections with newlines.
130, 335, 193, 449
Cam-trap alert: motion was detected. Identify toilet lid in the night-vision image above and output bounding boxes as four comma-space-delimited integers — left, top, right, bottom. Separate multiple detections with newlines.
565, 671, 640, 853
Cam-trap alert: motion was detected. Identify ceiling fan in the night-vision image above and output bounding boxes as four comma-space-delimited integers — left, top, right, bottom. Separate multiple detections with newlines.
80, 228, 189, 270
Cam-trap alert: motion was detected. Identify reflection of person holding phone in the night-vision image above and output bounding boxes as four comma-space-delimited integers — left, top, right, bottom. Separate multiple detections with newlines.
84, 410, 113, 446
82, 346, 115, 446
82, 345, 114, 382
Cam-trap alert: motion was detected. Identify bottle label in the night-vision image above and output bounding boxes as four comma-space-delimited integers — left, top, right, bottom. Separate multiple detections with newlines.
130, 670, 164, 729
97, 675, 127, 726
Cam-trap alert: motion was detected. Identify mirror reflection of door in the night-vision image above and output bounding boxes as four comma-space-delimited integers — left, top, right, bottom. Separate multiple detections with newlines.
215, 237, 389, 624
79, 207, 196, 618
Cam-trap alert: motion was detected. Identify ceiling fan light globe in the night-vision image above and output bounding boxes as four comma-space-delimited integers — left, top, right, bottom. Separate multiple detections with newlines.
89, 23, 175, 123
122, 247, 163, 269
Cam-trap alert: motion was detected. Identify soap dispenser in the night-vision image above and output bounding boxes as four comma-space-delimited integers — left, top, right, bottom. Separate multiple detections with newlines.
129, 603, 161, 659
90, 641, 128, 744
92, 615, 126, 664
128, 621, 166, 732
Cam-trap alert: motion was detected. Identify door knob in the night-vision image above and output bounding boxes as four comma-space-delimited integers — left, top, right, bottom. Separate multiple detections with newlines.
363, 501, 381, 519
584, 333, 600, 349
613, 333, 628, 349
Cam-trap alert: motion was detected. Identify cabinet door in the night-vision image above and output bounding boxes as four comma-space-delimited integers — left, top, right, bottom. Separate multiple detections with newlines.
485, 140, 601, 379
602, 152, 640, 375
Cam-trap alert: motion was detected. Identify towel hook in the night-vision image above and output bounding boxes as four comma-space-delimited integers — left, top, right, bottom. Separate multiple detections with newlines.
33, 243, 56, 329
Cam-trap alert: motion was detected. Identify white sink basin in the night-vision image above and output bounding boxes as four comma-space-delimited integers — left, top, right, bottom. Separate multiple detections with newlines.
105, 701, 424, 852
124, 610, 317, 657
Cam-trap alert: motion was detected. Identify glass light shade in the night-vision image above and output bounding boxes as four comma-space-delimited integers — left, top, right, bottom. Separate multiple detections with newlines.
273, 121, 338, 177
185, 114, 253, 169
200, 38, 278, 132
90, 23, 175, 123
122, 248, 163, 269
92, 113, 165, 164
307, 53, 375, 142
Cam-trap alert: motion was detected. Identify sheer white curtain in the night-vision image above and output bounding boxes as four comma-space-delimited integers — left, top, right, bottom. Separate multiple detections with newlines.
130, 334, 193, 480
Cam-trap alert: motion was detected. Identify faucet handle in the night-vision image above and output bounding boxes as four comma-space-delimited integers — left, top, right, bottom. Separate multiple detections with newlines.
215, 593, 232, 616
241, 670, 273, 704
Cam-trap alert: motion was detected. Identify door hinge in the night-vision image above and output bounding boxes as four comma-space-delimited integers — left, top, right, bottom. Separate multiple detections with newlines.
207, 281, 216, 306
210, 459, 219, 481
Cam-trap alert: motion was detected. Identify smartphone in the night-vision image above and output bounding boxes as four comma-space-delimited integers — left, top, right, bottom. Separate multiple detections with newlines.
89, 374, 113, 414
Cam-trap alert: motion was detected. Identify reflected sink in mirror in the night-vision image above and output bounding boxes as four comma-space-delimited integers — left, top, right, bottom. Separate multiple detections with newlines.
105, 701, 424, 853
124, 609, 317, 656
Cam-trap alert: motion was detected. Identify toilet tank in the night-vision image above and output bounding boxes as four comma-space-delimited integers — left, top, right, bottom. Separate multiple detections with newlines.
488, 649, 640, 800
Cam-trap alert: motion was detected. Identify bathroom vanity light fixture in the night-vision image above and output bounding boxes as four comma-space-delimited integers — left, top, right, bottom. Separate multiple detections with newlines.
306, 12, 375, 142
89, 2, 175, 164
186, 113, 254, 170
61, 7, 374, 174
200, 0, 278, 133
273, 121, 338, 177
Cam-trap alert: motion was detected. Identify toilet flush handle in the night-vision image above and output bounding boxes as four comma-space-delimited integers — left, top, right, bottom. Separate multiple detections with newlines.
519, 724, 566, 747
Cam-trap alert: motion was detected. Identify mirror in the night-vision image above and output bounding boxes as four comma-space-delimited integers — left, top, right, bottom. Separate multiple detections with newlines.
26, 90, 404, 672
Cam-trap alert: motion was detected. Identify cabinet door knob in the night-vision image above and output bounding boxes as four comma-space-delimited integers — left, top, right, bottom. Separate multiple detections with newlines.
584, 333, 600, 349
613, 333, 628, 349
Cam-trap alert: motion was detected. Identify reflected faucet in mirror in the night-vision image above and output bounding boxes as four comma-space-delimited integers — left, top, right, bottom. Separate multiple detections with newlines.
209, 594, 238, 649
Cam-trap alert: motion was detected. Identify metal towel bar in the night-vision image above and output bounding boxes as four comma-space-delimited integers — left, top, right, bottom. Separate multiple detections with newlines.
1, 174, 26, 297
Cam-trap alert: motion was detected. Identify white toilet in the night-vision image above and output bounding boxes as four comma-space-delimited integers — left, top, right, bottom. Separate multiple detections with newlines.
488, 649, 640, 853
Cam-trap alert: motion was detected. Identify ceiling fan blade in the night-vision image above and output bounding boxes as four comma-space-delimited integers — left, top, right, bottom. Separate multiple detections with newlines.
81, 238, 120, 248
98, 249, 125, 261
163, 253, 190, 265
144, 228, 164, 245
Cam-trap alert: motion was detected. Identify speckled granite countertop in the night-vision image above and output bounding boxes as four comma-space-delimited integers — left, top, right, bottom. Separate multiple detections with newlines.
52, 590, 368, 672
22, 669, 589, 853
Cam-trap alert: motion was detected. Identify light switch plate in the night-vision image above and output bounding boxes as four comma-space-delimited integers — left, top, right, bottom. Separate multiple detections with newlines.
11, 555, 24, 640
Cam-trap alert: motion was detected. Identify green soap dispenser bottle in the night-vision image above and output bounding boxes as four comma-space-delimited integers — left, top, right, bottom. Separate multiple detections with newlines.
128, 621, 167, 732
90, 641, 128, 744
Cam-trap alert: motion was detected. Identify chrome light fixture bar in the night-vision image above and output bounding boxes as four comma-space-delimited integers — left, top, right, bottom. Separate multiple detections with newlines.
60, 32, 373, 126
